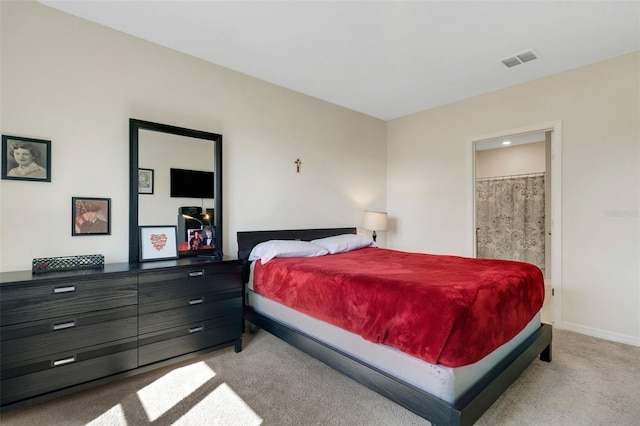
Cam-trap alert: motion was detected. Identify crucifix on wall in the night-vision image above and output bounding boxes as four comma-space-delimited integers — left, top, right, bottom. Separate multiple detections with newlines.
295, 158, 301, 173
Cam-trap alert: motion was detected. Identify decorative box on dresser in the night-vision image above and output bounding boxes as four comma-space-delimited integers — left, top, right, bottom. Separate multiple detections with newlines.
0, 257, 243, 412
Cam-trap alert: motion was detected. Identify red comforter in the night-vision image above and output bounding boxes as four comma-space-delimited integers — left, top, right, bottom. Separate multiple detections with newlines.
253, 247, 544, 367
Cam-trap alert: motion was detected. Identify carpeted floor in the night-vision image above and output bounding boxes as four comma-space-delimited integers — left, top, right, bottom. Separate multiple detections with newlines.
1, 328, 638, 425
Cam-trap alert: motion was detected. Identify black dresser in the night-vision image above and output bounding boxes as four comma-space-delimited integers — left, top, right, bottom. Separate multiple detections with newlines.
0, 257, 242, 411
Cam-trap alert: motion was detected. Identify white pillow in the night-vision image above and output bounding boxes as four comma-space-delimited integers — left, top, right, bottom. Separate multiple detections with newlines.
248, 240, 328, 264
310, 234, 376, 254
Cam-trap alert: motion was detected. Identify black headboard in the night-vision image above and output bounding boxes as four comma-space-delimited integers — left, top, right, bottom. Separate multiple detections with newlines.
236, 227, 356, 262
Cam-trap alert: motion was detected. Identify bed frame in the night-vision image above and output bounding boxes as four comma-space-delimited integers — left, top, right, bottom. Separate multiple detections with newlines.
237, 227, 552, 426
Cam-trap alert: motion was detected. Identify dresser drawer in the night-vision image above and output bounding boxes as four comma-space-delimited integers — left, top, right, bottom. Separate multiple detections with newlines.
0, 338, 137, 406
139, 295, 241, 334
1, 306, 138, 366
139, 315, 241, 366
138, 263, 240, 287
1, 275, 138, 326
139, 266, 241, 313
139, 261, 241, 284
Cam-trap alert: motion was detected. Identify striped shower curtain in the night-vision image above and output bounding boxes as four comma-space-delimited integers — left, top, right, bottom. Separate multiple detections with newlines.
476, 173, 545, 275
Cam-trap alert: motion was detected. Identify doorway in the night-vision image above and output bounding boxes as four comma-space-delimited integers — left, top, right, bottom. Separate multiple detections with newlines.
475, 133, 548, 274
471, 122, 562, 326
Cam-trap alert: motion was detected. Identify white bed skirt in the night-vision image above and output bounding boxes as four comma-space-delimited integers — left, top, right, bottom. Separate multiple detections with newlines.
246, 289, 541, 403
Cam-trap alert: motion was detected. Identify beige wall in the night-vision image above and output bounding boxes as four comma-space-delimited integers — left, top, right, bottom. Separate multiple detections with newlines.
388, 52, 640, 345
475, 141, 546, 178
0, 2, 386, 271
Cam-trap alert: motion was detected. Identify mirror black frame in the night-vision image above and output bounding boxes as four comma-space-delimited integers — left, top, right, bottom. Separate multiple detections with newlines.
129, 118, 222, 263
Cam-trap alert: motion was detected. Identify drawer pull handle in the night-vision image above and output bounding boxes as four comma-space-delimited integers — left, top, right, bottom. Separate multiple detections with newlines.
52, 356, 76, 367
53, 321, 76, 331
189, 326, 204, 334
189, 298, 204, 305
188, 270, 204, 277
53, 285, 76, 294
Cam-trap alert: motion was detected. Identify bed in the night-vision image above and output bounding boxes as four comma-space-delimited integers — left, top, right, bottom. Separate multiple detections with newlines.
237, 227, 552, 426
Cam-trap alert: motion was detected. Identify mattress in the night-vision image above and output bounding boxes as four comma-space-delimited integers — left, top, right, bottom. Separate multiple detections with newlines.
246, 263, 541, 403
252, 247, 544, 367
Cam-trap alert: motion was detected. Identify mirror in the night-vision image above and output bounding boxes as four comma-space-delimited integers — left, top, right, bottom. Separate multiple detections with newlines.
129, 119, 222, 263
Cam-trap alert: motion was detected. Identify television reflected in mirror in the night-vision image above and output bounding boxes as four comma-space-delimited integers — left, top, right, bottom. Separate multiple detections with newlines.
170, 168, 214, 199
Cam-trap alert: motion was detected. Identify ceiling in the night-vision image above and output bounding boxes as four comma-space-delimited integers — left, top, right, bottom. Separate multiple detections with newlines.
39, 1, 639, 120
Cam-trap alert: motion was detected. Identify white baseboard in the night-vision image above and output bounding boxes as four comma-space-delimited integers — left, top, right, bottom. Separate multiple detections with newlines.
561, 321, 640, 347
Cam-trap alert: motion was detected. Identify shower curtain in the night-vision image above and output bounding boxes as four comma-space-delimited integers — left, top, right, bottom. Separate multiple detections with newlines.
476, 173, 545, 274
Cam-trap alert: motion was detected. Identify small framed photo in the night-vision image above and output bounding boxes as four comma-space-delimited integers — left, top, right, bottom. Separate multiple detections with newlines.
139, 225, 178, 262
2, 135, 51, 182
138, 168, 154, 194
72, 197, 111, 236
187, 228, 204, 250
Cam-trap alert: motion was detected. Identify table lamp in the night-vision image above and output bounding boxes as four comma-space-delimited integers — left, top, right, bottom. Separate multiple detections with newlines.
362, 211, 388, 242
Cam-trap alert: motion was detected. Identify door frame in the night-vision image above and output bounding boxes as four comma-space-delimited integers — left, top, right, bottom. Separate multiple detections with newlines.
468, 121, 562, 326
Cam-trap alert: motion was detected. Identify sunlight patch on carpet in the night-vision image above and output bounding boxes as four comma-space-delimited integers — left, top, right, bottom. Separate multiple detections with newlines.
172, 383, 263, 426
86, 403, 126, 425
137, 361, 216, 421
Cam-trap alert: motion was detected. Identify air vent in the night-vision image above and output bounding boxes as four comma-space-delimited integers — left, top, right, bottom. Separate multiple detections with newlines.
500, 48, 540, 68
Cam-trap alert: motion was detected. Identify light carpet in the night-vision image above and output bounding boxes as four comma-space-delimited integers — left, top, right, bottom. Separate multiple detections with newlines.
1, 328, 638, 425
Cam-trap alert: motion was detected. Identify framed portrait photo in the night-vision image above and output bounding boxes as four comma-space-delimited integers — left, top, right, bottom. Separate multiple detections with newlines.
1, 135, 51, 182
139, 225, 178, 262
138, 168, 154, 194
72, 197, 111, 236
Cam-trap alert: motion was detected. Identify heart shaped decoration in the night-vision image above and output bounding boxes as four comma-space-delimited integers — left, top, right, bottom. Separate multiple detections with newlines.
150, 233, 168, 251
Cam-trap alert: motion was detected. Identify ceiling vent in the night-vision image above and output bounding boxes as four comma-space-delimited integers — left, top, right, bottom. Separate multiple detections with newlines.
500, 48, 540, 68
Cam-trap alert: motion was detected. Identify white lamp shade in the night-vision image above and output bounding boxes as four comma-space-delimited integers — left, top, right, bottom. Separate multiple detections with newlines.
362, 211, 388, 231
